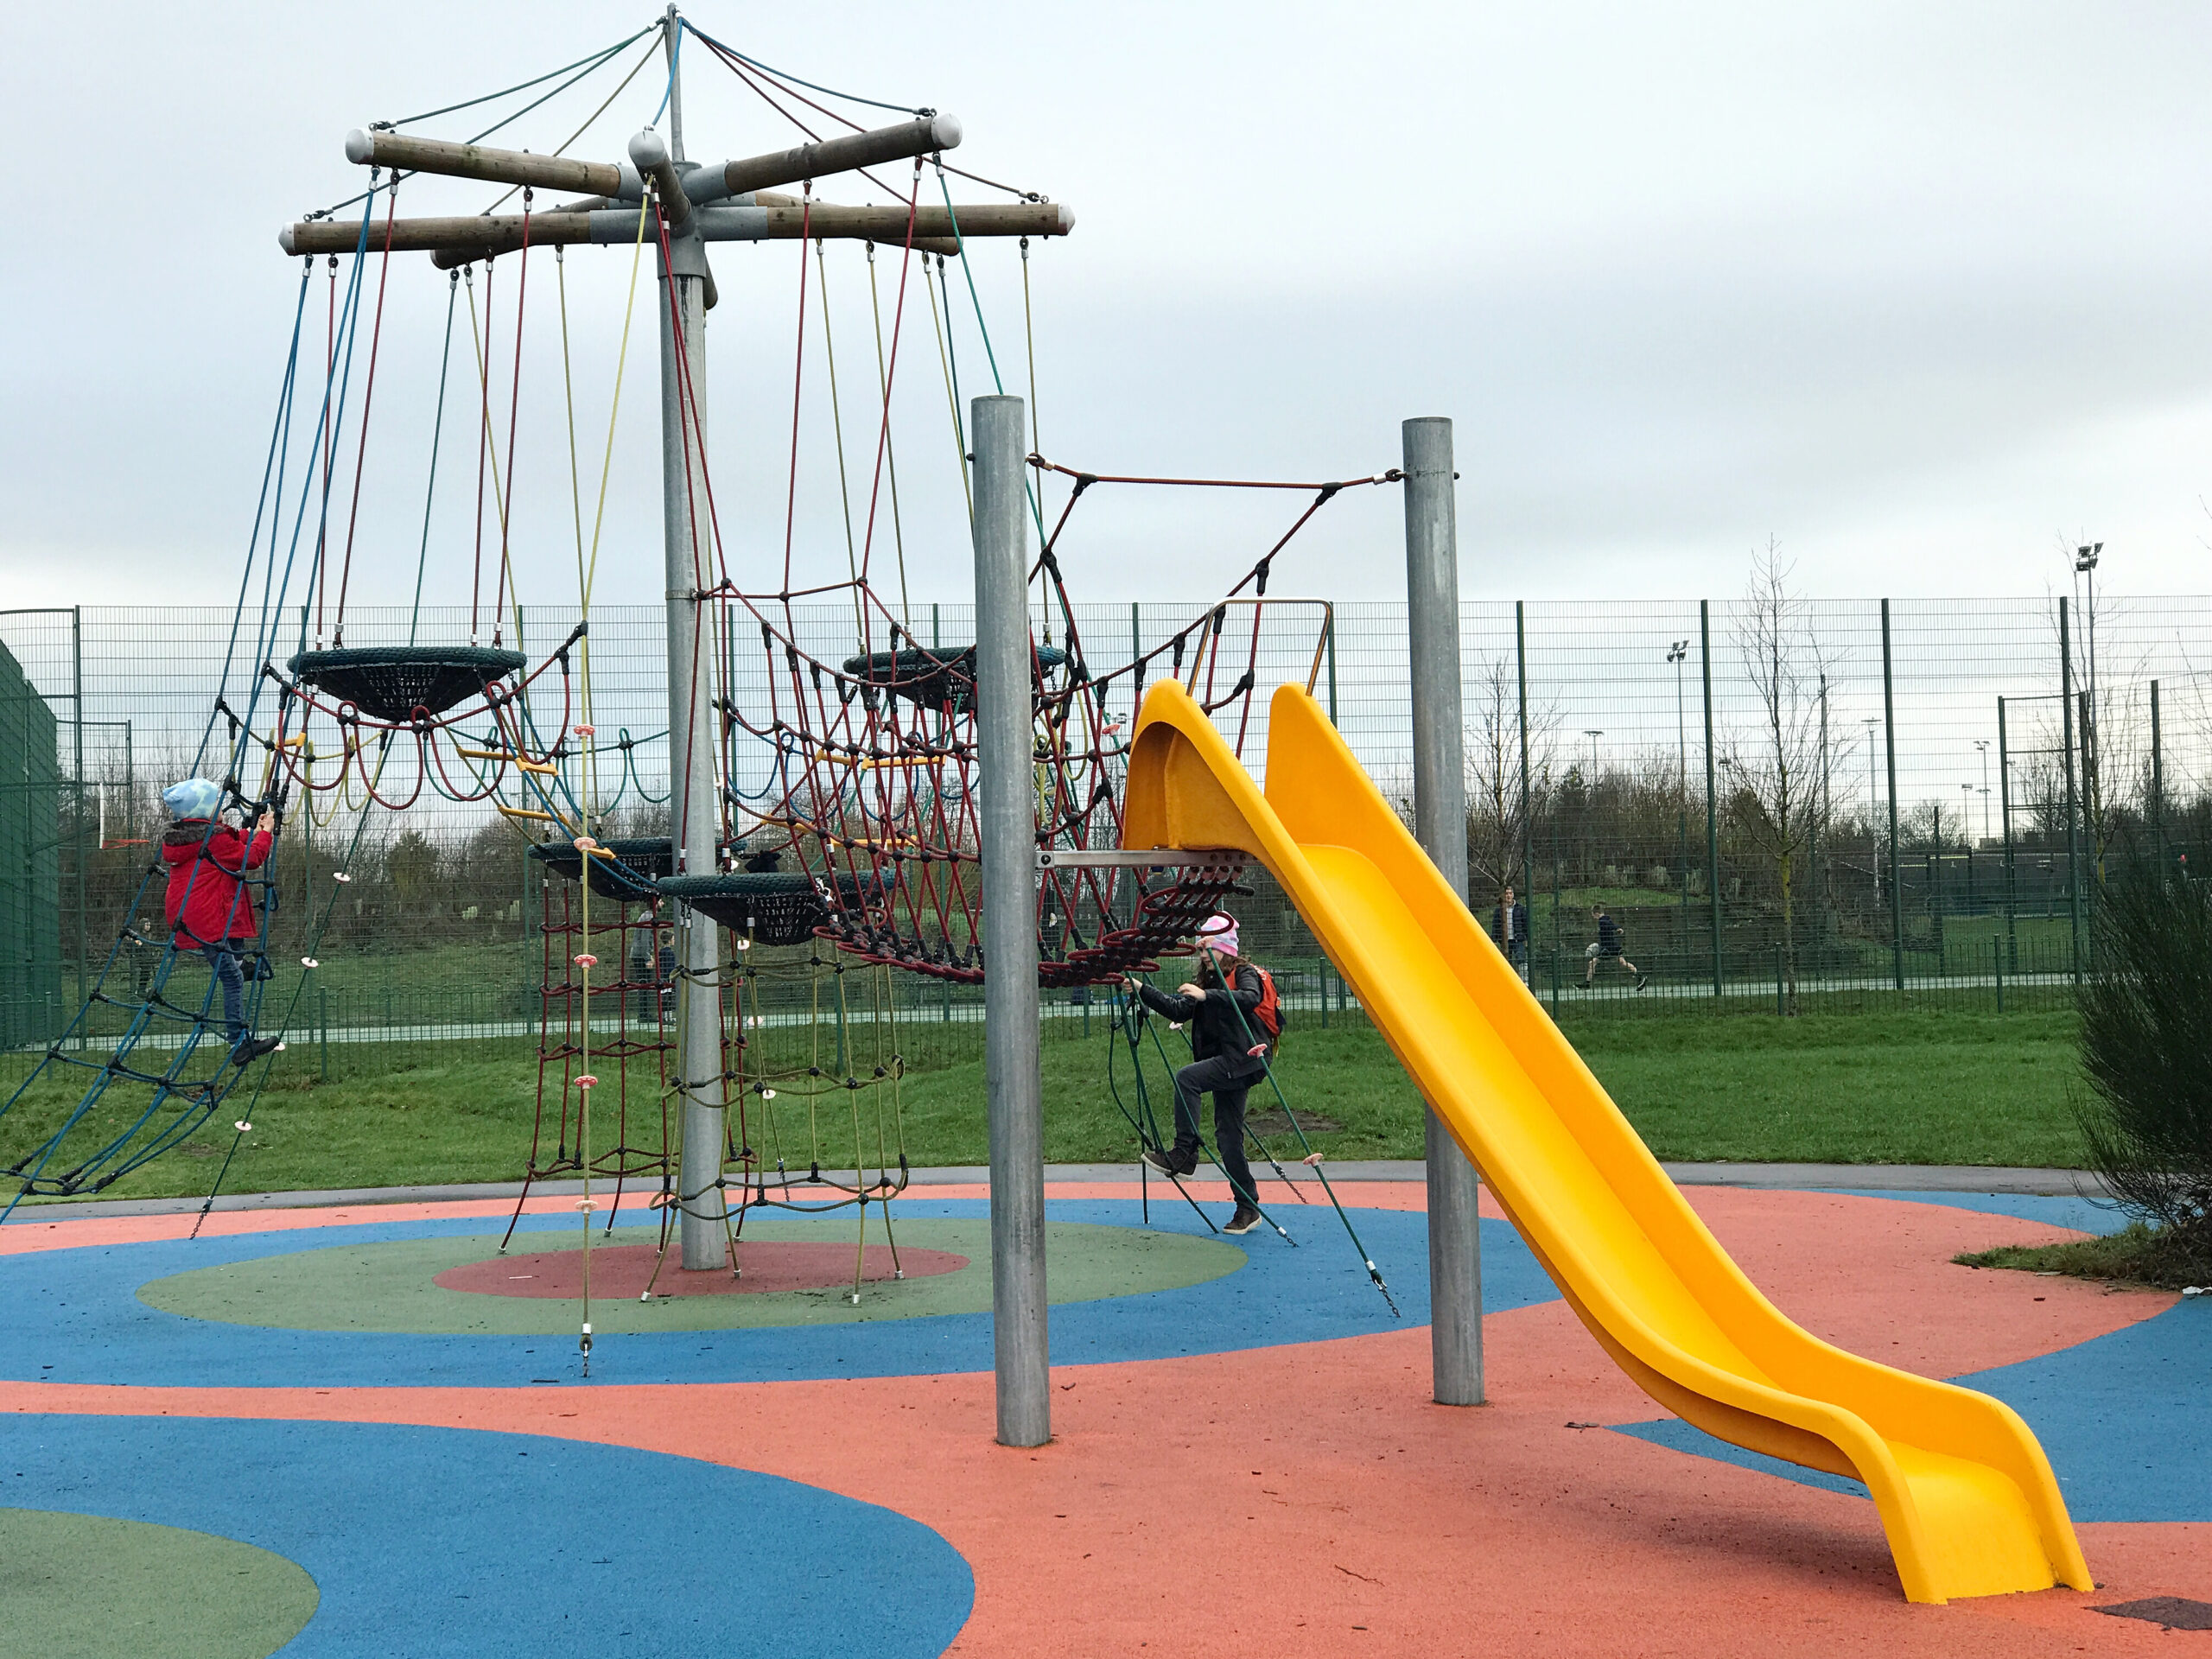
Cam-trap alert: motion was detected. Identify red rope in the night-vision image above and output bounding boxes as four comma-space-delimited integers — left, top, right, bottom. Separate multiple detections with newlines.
1030, 456, 1399, 492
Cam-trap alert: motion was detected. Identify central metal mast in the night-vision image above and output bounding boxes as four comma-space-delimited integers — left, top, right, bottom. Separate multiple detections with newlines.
652, 6, 728, 1268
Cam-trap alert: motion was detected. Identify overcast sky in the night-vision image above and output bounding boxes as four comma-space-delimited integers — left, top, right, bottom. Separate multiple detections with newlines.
3, 3, 2209, 621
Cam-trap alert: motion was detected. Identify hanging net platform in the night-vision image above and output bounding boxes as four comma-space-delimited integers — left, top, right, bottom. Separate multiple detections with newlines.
286, 645, 529, 723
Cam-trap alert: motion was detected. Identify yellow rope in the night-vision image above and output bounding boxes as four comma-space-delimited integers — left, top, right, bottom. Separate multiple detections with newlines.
864, 244, 912, 629
813, 238, 866, 643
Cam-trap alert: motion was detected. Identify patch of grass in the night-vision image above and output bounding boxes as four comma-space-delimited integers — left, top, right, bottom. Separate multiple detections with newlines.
6, 1008, 2091, 1208
1955, 1223, 2212, 1292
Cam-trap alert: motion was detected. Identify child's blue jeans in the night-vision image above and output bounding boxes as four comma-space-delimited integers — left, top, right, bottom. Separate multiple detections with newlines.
194, 944, 247, 1045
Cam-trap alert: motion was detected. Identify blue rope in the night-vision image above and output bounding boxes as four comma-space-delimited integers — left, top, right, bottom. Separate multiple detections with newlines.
199, 264, 314, 776
652, 22, 678, 124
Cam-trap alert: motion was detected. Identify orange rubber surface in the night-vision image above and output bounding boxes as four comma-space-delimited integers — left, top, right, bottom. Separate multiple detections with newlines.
3, 1180, 2198, 1656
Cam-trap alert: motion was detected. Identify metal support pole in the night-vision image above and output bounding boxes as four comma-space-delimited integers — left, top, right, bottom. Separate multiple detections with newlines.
2060, 599, 2082, 978
975, 393, 1049, 1447
1700, 601, 1721, 996
1402, 417, 1483, 1407
644, 58, 730, 1267
1881, 600, 1903, 993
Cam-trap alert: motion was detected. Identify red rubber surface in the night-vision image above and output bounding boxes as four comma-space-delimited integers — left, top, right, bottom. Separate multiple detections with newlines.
433, 1241, 968, 1299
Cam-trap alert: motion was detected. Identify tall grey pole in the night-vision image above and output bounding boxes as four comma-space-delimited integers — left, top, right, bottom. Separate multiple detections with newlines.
975, 394, 1049, 1446
640, 34, 728, 1268
1402, 416, 1482, 1408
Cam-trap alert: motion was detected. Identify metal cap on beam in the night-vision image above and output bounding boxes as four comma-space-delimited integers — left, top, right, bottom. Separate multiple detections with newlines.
628, 128, 693, 238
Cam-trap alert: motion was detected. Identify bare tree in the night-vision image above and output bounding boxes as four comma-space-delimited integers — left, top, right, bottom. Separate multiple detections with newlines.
1463, 652, 1559, 897
1729, 542, 1839, 1014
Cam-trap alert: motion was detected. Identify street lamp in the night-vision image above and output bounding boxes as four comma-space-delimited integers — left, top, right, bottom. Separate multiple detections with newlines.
1584, 728, 1604, 780
2075, 543, 2101, 707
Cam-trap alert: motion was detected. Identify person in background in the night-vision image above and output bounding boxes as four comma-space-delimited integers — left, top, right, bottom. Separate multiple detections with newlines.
1583, 902, 1649, 992
1136, 912, 1275, 1236
160, 779, 283, 1065
1491, 884, 1529, 982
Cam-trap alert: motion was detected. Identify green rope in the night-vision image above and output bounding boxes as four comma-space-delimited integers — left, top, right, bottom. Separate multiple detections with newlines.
931, 170, 1050, 546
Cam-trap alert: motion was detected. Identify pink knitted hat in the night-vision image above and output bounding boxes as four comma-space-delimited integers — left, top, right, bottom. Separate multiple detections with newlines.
1198, 913, 1239, 957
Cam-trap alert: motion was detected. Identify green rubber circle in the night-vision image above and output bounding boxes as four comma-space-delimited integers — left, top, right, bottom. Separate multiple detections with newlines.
138, 1217, 1243, 1335
0, 1509, 318, 1659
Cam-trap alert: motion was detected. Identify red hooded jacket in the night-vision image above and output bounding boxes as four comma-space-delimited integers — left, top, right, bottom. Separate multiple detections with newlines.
161, 819, 272, 947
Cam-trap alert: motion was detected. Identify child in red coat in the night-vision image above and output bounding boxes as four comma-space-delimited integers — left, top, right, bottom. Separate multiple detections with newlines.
159, 778, 281, 1065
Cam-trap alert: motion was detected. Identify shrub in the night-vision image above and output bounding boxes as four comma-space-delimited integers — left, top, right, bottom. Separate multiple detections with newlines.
2075, 868, 2212, 1276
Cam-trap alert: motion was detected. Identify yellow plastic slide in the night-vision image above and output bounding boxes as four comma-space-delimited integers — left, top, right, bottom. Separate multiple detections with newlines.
1122, 678, 2090, 1605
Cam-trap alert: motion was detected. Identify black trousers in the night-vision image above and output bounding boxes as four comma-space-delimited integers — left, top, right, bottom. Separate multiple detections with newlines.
1171, 1053, 1262, 1205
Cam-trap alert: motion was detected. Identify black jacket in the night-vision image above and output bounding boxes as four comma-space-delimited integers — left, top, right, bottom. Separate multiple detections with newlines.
1139, 961, 1271, 1077
1595, 912, 1625, 952
1491, 901, 1528, 949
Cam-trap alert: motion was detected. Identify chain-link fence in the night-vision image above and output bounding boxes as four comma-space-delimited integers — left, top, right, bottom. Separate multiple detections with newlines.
4, 591, 2208, 1086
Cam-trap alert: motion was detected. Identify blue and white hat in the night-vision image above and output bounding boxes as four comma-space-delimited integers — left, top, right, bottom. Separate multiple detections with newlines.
162, 778, 223, 821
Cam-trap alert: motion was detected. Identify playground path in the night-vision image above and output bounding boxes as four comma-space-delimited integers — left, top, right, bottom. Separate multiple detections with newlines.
2, 1181, 2202, 1655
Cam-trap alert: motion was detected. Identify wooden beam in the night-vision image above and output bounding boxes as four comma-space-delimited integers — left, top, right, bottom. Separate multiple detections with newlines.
283, 213, 597, 257
717, 114, 961, 199
282, 200, 1071, 261
763, 201, 1073, 240
344, 128, 623, 196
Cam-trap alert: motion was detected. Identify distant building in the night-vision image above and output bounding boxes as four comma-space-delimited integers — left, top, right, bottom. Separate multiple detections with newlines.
0, 640, 61, 1049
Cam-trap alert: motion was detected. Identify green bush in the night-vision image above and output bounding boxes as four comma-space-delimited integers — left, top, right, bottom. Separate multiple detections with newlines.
2075, 868, 2212, 1279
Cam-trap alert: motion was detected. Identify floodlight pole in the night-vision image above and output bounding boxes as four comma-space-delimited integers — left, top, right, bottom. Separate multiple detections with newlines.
974, 393, 1051, 1446
1402, 416, 1482, 1408
649, 17, 729, 1269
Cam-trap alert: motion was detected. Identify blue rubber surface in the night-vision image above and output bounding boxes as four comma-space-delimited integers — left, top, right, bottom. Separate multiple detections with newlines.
1614, 1190, 2209, 1523
1, 1414, 973, 1657
0, 1202, 1554, 1388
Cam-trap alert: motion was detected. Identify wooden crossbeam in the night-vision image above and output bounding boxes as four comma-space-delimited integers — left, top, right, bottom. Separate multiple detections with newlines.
344, 129, 623, 196
281, 200, 1071, 259
719, 115, 962, 198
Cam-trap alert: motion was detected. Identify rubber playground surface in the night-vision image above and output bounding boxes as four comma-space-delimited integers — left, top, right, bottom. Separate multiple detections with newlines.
3, 1178, 2206, 1656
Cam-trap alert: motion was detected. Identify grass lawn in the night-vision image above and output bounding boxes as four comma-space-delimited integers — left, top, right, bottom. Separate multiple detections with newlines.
4, 1008, 2088, 1208
1956, 1224, 2212, 1293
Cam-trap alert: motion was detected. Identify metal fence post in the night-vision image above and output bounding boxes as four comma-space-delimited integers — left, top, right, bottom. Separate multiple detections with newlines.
1700, 601, 1721, 996
2059, 598, 2082, 980
1402, 415, 1482, 1408
974, 392, 1049, 1449
2151, 678, 2164, 868
1881, 600, 1903, 994
71, 608, 86, 1046
1516, 600, 1532, 906
1998, 696, 2017, 972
